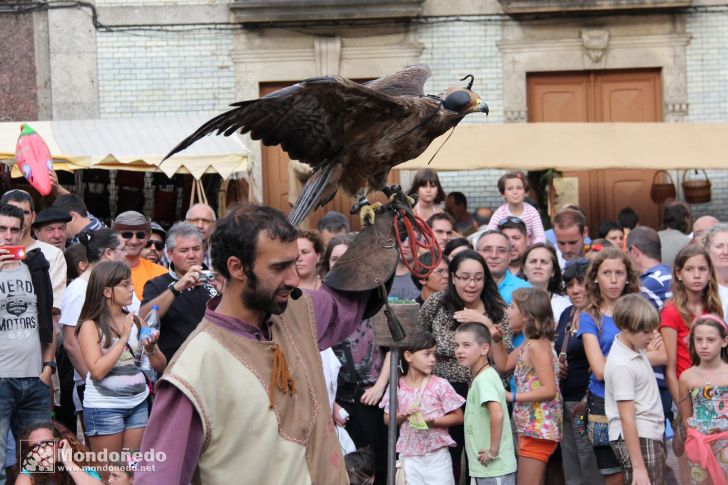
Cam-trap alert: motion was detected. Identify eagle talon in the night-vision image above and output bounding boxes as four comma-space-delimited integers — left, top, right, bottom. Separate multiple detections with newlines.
359, 202, 382, 226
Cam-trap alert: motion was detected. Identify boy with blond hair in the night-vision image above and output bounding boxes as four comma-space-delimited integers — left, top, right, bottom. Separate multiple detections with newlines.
454, 323, 516, 485
604, 294, 666, 485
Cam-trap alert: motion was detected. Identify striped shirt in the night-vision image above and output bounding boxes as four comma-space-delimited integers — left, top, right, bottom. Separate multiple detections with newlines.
640, 264, 672, 310
487, 203, 546, 245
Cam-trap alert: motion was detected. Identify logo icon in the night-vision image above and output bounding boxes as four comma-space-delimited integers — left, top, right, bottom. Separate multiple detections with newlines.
19, 439, 57, 473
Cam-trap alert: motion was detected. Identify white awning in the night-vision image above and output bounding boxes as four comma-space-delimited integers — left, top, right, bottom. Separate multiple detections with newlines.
0, 116, 252, 180
399, 123, 728, 171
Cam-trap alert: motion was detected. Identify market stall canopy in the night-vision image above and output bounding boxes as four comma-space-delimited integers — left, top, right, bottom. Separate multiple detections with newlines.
398, 123, 728, 171
0, 116, 252, 180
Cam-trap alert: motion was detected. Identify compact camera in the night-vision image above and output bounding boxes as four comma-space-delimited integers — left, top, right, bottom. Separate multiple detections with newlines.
198, 270, 215, 282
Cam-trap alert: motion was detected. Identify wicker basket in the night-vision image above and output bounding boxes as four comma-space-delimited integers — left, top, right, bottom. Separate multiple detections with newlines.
372, 303, 420, 347
650, 170, 676, 204
682, 169, 711, 204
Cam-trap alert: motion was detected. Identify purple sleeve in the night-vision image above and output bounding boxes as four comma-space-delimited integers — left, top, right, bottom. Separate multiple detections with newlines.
308, 285, 370, 350
134, 383, 203, 485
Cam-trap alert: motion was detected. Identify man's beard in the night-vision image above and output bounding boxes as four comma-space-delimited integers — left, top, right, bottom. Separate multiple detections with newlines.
241, 271, 292, 316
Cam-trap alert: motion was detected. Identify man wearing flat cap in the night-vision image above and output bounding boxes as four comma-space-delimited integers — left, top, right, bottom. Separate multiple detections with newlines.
33, 207, 71, 252
111, 211, 167, 303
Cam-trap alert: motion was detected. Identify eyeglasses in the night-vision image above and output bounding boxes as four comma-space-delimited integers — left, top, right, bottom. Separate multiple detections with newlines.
114, 281, 134, 289
187, 217, 214, 225
145, 240, 164, 250
432, 268, 448, 275
498, 216, 526, 228
120, 231, 148, 240
453, 273, 485, 284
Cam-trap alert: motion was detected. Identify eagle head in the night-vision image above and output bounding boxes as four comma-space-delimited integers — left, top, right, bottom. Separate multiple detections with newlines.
442, 74, 489, 115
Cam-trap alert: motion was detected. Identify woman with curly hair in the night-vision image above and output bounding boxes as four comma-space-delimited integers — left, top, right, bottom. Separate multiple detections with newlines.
16, 421, 103, 484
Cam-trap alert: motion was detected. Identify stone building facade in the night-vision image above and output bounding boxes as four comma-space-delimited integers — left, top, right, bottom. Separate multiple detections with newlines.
1, 0, 727, 225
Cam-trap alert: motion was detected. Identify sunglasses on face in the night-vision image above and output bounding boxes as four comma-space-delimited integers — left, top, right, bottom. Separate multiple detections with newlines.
145, 240, 164, 250
120, 231, 148, 240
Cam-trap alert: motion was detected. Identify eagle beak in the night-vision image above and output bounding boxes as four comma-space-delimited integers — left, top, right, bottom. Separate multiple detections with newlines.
475, 99, 489, 115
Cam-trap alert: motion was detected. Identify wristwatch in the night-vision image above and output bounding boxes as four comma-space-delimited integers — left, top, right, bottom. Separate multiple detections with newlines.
167, 281, 181, 296
42, 361, 57, 374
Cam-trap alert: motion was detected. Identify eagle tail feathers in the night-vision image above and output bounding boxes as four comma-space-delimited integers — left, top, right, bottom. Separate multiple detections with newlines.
287, 163, 342, 227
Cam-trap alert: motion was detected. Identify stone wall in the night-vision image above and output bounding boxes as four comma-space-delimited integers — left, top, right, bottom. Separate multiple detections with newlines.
96, 28, 236, 118
685, 10, 728, 221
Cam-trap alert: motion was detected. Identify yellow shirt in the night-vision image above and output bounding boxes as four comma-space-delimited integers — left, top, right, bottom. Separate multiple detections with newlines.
131, 258, 167, 302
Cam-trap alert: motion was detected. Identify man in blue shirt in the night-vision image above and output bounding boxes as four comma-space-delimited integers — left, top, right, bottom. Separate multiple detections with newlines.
476, 229, 530, 305
626, 225, 678, 484
627, 226, 672, 309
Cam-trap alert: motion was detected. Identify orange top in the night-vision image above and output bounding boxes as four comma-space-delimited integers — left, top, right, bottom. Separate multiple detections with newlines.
131, 258, 168, 302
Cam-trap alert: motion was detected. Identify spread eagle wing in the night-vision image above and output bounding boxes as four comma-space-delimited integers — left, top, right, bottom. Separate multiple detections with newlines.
164, 64, 434, 226
364, 64, 431, 97
164, 75, 423, 168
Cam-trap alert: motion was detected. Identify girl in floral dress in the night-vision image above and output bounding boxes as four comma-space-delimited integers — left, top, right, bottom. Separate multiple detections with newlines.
678, 315, 728, 485
381, 331, 465, 485
492, 287, 563, 484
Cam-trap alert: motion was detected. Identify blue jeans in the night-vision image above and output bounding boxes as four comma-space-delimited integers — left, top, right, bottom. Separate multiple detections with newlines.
0, 377, 51, 484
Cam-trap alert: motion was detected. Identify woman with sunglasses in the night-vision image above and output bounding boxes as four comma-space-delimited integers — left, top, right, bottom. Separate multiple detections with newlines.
417, 250, 511, 478
60, 229, 133, 429
553, 258, 603, 485
76, 261, 166, 455
522, 242, 571, 323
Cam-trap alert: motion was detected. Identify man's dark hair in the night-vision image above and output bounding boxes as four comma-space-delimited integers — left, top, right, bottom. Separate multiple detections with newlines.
0, 204, 25, 228
1, 189, 34, 212
662, 201, 691, 234
447, 191, 467, 207
427, 212, 455, 228
626, 226, 662, 261
617, 207, 639, 230
598, 220, 623, 239
53, 194, 89, 217
211, 204, 297, 282
345, 448, 376, 485
317, 211, 350, 234
443, 237, 472, 258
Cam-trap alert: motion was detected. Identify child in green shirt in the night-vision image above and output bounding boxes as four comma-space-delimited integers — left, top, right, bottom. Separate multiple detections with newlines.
454, 322, 517, 484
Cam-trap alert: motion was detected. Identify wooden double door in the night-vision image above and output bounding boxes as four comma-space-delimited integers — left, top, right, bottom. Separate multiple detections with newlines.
527, 69, 663, 232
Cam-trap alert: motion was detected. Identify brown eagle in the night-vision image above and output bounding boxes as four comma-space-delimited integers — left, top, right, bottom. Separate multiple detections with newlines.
165, 64, 488, 226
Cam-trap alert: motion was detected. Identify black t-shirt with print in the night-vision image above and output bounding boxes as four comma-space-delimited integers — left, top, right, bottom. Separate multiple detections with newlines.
141, 273, 218, 362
